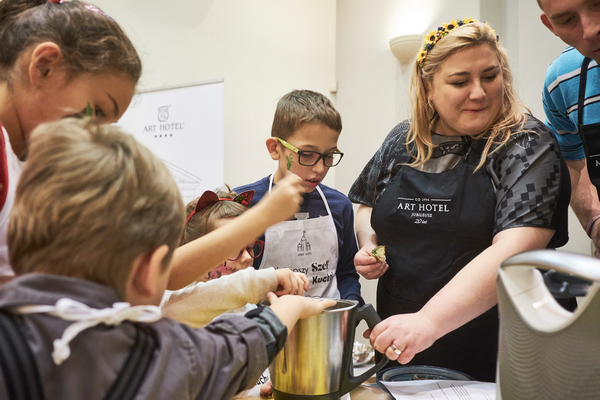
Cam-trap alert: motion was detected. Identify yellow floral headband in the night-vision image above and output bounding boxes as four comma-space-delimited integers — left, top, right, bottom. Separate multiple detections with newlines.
416, 17, 497, 68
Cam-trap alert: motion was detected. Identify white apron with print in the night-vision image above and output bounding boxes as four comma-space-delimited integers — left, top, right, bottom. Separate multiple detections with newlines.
259, 173, 340, 299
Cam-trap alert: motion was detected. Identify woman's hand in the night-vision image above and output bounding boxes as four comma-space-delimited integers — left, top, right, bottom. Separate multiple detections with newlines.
274, 269, 309, 296
365, 312, 441, 364
354, 245, 388, 279
364, 227, 556, 364
354, 205, 388, 279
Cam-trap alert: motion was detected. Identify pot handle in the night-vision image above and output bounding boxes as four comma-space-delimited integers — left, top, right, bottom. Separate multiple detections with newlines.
339, 303, 388, 395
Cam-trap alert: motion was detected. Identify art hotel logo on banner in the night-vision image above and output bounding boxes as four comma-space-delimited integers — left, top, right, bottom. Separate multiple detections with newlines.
158, 105, 169, 122
142, 105, 186, 138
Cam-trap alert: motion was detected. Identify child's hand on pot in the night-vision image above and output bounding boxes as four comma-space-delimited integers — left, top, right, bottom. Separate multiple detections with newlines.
275, 269, 309, 296
267, 292, 336, 332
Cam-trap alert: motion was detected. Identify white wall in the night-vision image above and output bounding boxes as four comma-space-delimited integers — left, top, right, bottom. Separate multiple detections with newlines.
92, 0, 591, 312
93, 0, 338, 188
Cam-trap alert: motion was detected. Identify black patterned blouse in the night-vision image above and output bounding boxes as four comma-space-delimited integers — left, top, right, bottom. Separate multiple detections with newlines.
349, 115, 570, 248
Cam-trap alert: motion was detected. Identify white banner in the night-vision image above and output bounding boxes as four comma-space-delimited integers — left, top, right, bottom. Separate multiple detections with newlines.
117, 80, 224, 204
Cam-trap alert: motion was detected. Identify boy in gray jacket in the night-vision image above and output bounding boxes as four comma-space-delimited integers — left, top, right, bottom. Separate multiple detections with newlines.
0, 118, 333, 400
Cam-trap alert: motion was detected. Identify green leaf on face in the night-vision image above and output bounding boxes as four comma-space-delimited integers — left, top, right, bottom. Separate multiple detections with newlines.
286, 154, 293, 171
84, 102, 94, 117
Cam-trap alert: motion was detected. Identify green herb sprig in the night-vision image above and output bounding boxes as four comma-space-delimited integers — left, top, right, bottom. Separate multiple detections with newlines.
84, 102, 94, 117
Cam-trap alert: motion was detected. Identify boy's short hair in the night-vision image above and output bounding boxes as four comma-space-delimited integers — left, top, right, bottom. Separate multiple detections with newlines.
8, 118, 184, 298
271, 89, 342, 140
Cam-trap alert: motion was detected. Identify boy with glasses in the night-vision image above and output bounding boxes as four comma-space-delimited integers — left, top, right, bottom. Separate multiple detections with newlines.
235, 89, 363, 305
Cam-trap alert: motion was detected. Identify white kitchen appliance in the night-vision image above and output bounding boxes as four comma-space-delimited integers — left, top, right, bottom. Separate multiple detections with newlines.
496, 250, 600, 399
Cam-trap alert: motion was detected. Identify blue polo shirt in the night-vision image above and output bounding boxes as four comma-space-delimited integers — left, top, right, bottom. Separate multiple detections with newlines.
543, 46, 600, 160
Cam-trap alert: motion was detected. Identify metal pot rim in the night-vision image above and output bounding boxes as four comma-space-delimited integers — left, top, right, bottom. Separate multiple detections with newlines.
321, 299, 358, 313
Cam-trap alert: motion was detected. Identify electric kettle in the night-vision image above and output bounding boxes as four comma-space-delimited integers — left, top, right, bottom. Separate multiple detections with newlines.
269, 300, 388, 400
496, 250, 600, 400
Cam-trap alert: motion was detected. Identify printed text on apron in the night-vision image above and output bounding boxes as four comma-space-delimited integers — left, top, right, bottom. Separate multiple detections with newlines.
259, 172, 341, 299
371, 145, 498, 382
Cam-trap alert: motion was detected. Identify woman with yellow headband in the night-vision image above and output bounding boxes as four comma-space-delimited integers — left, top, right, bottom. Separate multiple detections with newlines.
349, 19, 570, 381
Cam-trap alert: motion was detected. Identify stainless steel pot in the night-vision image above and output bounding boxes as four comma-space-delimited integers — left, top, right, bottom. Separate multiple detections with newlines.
269, 300, 387, 400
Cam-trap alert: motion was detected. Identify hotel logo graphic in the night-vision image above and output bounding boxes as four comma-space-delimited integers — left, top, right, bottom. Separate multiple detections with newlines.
297, 231, 311, 253
157, 106, 169, 122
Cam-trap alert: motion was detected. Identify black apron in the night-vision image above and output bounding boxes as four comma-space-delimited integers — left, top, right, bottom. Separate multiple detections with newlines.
371, 145, 499, 382
578, 57, 600, 198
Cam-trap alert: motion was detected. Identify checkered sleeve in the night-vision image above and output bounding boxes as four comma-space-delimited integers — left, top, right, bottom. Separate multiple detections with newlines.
348, 121, 411, 207
486, 116, 570, 248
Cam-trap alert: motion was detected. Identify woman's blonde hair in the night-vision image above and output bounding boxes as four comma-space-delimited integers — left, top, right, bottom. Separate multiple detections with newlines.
408, 21, 529, 170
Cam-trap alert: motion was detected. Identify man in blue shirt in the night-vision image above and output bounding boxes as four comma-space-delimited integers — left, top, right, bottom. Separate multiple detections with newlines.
539, 0, 600, 256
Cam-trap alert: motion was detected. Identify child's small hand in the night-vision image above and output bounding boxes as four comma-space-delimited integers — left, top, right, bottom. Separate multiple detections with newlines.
267, 292, 336, 324
259, 173, 304, 224
259, 381, 272, 398
274, 269, 309, 296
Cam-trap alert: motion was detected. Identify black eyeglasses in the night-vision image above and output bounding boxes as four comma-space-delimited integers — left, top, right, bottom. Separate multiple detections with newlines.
276, 138, 344, 167
228, 240, 265, 261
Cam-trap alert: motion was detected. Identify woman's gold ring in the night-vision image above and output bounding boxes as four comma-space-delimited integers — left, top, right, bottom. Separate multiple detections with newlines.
389, 344, 402, 356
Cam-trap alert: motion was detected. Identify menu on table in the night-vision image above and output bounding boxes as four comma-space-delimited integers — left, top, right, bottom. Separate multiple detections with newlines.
378, 380, 496, 400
